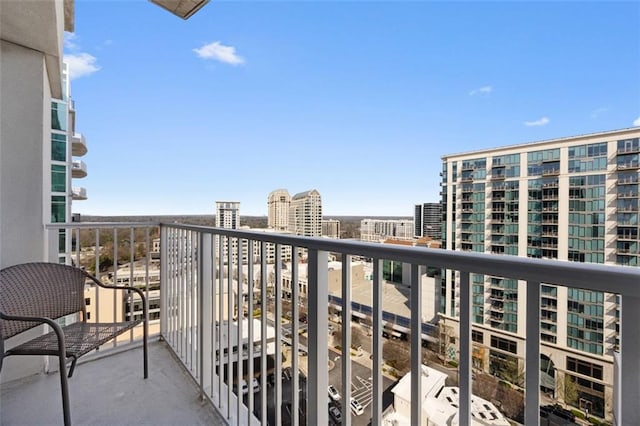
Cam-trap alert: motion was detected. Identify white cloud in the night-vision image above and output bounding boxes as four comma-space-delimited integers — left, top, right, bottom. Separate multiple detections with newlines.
634, 116, 640, 126
64, 53, 101, 79
524, 117, 550, 127
64, 32, 78, 50
469, 85, 492, 96
590, 107, 608, 118
193, 41, 244, 65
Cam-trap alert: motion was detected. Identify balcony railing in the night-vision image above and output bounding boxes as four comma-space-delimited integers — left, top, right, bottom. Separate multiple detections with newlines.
35, 222, 640, 425
71, 160, 87, 178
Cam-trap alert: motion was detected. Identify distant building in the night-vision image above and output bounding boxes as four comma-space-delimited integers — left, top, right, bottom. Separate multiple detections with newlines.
268, 189, 291, 231
322, 219, 340, 238
288, 189, 322, 237
360, 219, 414, 242
382, 365, 509, 426
216, 201, 240, 229
414, 203, 442, 239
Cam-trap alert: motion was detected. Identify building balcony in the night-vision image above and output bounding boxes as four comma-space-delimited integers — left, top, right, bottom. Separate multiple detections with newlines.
490, 173, 505, 181
71, 133, 87, 156
617, 162, 640, 171
541, 169, 560, 176
71, 186, 87, 200
71, 160, 87, 178
618, 146, 640, 155
2, 221, 640, 426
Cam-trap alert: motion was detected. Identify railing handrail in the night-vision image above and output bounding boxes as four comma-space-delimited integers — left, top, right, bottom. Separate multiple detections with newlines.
159, 222, 640, 297
46, 222, 159, 229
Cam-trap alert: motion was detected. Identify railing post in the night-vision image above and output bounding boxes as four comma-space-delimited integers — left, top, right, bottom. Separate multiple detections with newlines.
372, 258, 383, 424
199, 233, 213, 401
410, 264, 422, 425
620, 294, 640, 425
459, 271, 471, 426
308, 248, 328, 426
341, 254, 352, 426
525, 280, 540, 425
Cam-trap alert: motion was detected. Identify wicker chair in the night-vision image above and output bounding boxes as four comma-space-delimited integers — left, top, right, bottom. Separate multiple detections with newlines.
0, 262, 148, 426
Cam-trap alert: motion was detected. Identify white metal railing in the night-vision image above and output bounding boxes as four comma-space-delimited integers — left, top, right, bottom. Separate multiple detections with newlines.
160, 222, 640, 426
46, 222, 160, 350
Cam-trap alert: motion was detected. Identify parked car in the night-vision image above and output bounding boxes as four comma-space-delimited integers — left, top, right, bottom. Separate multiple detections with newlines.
329, 405, 342, 422
328, 384, 341, 401
350, 398, 364, 416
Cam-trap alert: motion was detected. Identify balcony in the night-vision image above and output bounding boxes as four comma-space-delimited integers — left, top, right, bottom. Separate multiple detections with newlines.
71, 133, 87, 156
617, 161, 640, 171
71, 160, 87, 178
71, 186, 87, 200
2, 221, 640, 426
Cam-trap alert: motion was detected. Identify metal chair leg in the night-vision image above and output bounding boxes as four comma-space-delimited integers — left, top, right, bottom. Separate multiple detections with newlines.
59, 355, 72, 426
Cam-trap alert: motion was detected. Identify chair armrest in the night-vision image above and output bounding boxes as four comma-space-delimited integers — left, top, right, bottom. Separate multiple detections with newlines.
82, 273, 148, 320
0, 313, 67, 356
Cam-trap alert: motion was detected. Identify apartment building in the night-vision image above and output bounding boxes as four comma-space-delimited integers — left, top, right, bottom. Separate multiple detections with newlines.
440, 127, 640, 419
216, 201, 240, 229
267, 189, 290, 231
360, 218, 414, 242
414, 203, 442, 239
321, 219, 340, 238
288, 189, 322, 237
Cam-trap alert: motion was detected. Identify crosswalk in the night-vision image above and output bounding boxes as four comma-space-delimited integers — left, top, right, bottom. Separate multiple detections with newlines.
350, 375, 373, 408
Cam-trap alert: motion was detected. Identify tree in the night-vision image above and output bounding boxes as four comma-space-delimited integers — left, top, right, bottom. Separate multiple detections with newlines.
383, 340, 411, 375
559, 374, 579, 408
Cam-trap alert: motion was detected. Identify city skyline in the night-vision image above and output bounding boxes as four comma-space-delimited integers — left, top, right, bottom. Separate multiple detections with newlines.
67, 1, 639, 216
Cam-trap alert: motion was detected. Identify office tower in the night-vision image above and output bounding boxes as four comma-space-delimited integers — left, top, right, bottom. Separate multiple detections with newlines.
216, 201, 240, 229
440, 127, 640, 419
414, 203, 442, 239
360, 219, 414, 242
289, 189, 322, 237
321, 219, 340, 238
267, 189, 290, 231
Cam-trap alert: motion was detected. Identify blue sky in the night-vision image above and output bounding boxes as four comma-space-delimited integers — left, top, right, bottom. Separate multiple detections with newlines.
67, 1, 640, 217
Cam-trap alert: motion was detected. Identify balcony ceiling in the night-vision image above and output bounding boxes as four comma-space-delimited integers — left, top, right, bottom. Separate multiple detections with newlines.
0, 0, 73, 98
149, 0, 210, 20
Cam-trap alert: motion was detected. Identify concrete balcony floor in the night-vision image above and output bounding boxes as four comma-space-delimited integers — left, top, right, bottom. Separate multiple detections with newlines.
1, 340, 226, 425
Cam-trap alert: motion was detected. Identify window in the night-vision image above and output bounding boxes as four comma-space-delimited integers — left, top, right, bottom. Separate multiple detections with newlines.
490, 335, 517, 354
472, 330, 484, 343
85, 298, 91, 306
51, 164, 66, 193
51, 133, 66, 161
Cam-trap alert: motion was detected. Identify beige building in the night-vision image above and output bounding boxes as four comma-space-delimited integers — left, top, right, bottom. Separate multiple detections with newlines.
288, 189, 322, 237
268, 189, 290, 231
321, 219, 340, 238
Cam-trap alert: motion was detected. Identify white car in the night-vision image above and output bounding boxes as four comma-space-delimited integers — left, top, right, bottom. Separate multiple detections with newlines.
350, 398, 364, 416
241, 378, 261, 395
328, 384, 340, 401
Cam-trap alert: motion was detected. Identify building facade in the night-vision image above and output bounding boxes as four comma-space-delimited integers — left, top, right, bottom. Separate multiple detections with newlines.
360, 219, 414, 242
414, 203, 442, 239
267, 189, 290, 231
288, 189, 322, 237
321, 219, 340, 238
440, 127, 640, 420
216, 201, 240, 229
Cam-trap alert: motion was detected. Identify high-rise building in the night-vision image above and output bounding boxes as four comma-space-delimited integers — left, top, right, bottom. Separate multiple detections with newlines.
216, 201, 240, 229
288, 189, 322, 237
267, 189, 290, 231
321, 219, 340, 239
440, 127, 640, 419
414, 203, 442, 239
360, 219, 414, 242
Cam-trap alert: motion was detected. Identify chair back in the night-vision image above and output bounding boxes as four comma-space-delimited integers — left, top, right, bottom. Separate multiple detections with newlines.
0, 262, 86, 340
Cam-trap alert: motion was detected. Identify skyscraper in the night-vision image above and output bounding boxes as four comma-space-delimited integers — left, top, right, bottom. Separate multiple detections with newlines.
267, 189, 290, 231
439, 127, 640, 419
216, 201, 240, 229
414, 203, 442, 239
288, 189, 322, 237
